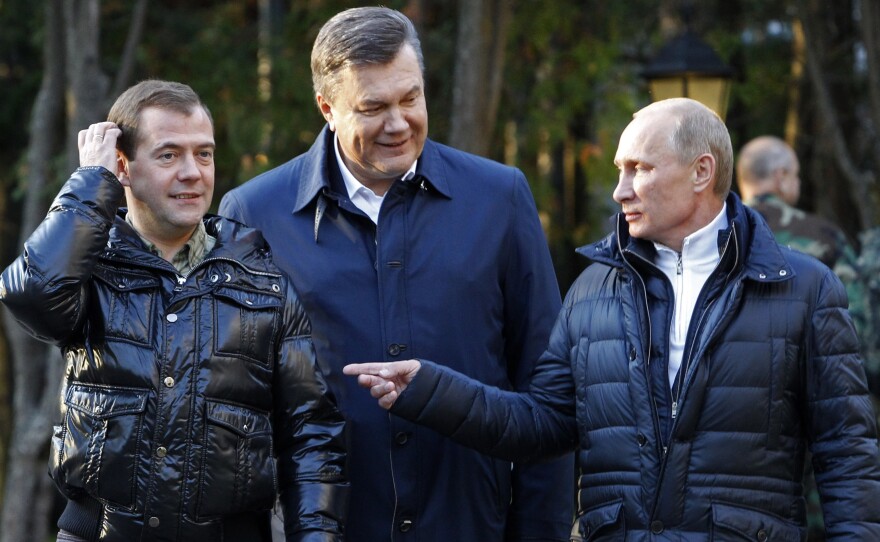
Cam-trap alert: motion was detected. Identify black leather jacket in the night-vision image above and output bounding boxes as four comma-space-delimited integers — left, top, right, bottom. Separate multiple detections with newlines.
0, 167, 348, 541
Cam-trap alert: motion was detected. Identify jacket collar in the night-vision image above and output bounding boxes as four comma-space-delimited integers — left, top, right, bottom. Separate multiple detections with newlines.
291, 125, 452, 214
105, 212, 274, 273
577, 192, 795, 283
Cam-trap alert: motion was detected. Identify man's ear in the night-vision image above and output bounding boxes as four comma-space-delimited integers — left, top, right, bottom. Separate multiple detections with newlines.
316, 93, 335, 131
692, 153, 716, 194
117, 151, 131, 187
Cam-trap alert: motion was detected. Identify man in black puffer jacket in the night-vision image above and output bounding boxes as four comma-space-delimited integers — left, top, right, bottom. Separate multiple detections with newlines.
0, 80, 348, 542
345, 98, 880, 540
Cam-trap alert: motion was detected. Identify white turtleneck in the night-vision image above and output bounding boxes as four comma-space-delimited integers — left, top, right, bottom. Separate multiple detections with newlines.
652, 203, 728, 389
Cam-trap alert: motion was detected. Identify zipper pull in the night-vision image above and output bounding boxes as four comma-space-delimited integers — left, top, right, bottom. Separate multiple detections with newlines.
176, 275, 186, 285
676, 253, 683, 275
671, 400, 678, 419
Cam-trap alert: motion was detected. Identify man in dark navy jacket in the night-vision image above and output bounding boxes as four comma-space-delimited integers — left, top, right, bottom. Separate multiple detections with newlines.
346, 98, 880, 540
219, 6, 574, 542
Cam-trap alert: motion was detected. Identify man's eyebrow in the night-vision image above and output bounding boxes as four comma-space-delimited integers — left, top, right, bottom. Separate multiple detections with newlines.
361, 84, 422, 105
151, 140, 216, 151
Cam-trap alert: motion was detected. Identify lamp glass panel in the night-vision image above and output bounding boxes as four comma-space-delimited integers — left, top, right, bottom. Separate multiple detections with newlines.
685, 76, 730, 120
648, 76, 730, 121
648, 79, 686, 102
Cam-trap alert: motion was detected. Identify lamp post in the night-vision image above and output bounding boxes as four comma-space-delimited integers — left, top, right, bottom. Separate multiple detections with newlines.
642, 11, 734, 120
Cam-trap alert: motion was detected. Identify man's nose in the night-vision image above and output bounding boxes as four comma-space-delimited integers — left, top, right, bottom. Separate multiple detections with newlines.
384, 107, 408, 132
612, 175, 633, 203
178, 154, 201, 181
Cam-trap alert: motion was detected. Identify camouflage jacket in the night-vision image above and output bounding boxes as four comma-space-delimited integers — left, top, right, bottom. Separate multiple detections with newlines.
745, 193, 853, 268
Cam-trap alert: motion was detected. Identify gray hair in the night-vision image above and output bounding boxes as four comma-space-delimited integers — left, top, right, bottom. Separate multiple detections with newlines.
311, 6, 424, 105
736, 135, 796, 185
635, 98, 733, 198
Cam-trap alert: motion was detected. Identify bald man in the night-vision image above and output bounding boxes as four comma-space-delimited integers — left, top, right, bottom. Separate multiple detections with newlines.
737, 135, 852, 269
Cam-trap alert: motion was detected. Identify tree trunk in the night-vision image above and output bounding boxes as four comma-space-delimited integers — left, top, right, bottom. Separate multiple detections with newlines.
257, 0, 286, 155
64, 0, 110, 172
110, 0, 149, 99
0, 1, 66, 541
448, 0, 512, 157
797, 0, 877, 229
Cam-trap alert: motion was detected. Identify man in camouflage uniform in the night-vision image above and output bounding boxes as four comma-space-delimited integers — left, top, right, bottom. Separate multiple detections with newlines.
736, 136, 868, 359
737, 136, 855, 268
737, 135, 878, 540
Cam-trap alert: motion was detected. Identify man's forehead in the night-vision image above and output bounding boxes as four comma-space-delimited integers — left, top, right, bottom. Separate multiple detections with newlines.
138, 107, 214, 145
615, 119, 672, 162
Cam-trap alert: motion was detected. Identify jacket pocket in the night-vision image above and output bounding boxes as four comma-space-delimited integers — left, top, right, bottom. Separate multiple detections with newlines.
213, 286, 281, 366
196, 399, 277, 519
93, 266, 159, 345
53, 383, 149, 509
711, 502, 804, 541
570, 500, 623, 541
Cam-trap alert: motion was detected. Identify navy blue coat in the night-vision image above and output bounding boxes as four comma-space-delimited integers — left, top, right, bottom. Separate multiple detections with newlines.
392, 195, 880, 540
220, 127, 574, 541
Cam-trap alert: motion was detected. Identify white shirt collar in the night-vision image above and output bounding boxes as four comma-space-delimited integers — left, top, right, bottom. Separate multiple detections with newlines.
653, 202, 729, 262
333, 133, 417, 224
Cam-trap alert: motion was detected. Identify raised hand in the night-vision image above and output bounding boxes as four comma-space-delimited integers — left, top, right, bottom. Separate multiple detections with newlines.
78, 121, 122, 172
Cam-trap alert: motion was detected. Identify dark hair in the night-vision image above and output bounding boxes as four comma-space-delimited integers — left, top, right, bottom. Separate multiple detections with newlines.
310, 6, 424, 105
107, 80, 212, 159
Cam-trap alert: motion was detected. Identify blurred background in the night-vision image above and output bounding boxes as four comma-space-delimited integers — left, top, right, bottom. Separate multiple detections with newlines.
1, 1, 878, 540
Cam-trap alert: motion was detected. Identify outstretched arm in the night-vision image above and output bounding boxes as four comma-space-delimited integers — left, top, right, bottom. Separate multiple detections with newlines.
344, 354, 577, 463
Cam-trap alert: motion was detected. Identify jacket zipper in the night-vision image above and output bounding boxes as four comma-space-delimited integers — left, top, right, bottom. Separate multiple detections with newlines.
669, 225, 740, 436
621, 223, 740, 457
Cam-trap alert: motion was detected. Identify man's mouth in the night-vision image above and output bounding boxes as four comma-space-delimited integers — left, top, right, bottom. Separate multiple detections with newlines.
173, 194, 199, 200
380, 139, 408, 148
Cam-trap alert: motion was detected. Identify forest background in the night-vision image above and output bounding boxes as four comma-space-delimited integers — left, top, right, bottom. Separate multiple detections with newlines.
1, 1, 879, 541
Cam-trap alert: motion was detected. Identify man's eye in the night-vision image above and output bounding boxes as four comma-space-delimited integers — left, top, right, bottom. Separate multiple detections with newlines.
160, 152, 175, 160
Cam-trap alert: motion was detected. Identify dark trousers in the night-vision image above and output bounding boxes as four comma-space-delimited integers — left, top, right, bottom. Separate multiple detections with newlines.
57, 530, 91, 542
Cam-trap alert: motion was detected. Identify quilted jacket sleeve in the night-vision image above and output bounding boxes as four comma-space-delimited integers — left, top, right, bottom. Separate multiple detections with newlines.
0, 167, 122, 345
501, 168, 575, 542
274, 280, 349, 542
391, 304, 579, 463
806, 266, 880, 539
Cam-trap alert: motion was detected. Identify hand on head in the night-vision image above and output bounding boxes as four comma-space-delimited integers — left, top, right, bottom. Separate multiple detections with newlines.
342, 359, 422, 409
78, 122, 122, 173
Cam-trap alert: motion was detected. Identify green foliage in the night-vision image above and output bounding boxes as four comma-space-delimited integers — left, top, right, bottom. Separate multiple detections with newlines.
2, 0, 863, 276
0, 0, 42, 168
0, 0, 42, 264
494, 1, 658, 286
